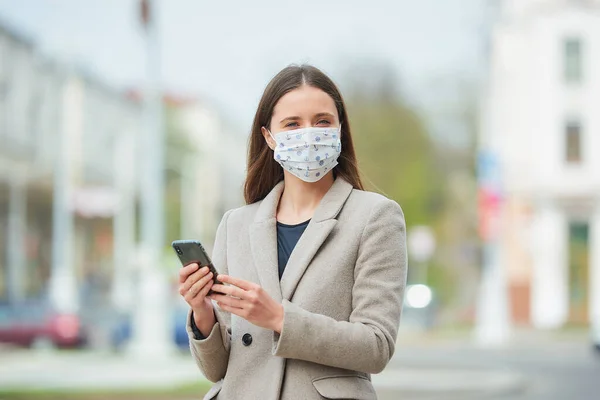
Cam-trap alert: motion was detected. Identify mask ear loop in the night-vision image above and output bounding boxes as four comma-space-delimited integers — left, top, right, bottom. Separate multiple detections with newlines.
265, 128, 277, 150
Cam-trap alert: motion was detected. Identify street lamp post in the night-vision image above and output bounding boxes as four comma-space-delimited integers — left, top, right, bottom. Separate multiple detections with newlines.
49, 74, 80, 315
474, 150, 511, 346
111, 122, 136, 313
474, 3, 511, 346
127, 0, 174, 357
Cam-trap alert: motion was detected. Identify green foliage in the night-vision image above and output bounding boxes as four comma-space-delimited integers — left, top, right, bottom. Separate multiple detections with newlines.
424, 260, 456, 306
0, 380, 211, 399
344, 66, 481, 313
348, 89, 442, 228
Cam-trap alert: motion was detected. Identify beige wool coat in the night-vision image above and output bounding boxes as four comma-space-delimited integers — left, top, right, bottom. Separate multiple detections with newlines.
186, 177, 407, 400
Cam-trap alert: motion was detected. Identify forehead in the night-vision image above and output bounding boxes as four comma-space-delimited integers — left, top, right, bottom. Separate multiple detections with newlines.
272, 85, 337, 119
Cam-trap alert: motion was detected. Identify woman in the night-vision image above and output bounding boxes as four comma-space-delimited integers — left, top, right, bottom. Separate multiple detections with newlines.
178, 64, 407, 400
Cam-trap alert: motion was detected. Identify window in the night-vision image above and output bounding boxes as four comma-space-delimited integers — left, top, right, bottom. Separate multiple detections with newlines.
564, 38, 583, 83
565, 121, 582, 164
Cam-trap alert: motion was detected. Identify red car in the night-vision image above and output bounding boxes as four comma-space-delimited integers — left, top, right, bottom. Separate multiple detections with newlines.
0, 303, 87, 349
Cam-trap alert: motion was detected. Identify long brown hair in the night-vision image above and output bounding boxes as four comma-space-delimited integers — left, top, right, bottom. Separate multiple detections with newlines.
244, 64, 364, 204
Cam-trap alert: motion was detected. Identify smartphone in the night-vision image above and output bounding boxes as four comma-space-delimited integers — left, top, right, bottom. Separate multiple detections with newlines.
172, 239, 221, 295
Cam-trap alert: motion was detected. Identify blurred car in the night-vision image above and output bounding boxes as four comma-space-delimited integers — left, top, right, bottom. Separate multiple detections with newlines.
110, 307, 190, 351
0, 302, 88, 349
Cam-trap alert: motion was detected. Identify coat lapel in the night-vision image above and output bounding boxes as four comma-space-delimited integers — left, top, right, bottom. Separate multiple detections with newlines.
249, 181, 285, 303
280, 178, 354, 301
250, 178, 354, 303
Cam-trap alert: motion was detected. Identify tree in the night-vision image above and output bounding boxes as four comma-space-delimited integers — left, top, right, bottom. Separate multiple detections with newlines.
345, 67, 442, 228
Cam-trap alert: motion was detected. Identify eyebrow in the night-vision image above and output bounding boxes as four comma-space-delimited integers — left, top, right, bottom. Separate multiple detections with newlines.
314, 112, 336, 119
279, 112, 336, 124
279, 116, 301, 123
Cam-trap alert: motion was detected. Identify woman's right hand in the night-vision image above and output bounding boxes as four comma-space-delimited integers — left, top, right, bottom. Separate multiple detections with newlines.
179, 263, 216, 337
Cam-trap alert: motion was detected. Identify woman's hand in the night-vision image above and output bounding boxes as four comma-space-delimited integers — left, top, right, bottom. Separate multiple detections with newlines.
178, 263, 216, 337
209, 275, 284, 333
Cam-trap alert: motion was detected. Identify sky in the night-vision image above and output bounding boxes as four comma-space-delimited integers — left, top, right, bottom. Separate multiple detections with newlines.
0, 0, 492, 137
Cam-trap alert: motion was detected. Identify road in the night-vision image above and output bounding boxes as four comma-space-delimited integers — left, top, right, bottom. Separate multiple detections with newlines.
378, 333, 600, 399
0, 332, 598, 399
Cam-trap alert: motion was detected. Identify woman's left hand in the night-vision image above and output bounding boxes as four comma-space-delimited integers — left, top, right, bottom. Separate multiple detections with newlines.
208, 275, 284, 333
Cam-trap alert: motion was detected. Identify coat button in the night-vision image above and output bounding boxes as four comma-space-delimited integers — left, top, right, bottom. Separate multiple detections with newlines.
242, 333, 253, 346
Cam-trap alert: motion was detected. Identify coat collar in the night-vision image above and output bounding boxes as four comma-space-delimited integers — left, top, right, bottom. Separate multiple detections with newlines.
249, 178, 354, 302
253, 177, 354, 223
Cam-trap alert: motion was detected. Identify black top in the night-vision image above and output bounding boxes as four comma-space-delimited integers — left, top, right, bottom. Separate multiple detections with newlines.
190, 218, 310, 340
276, 219, 310, 279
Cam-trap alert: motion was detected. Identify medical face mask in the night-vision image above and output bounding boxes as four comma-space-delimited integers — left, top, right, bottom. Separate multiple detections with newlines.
268, 126, 342, 183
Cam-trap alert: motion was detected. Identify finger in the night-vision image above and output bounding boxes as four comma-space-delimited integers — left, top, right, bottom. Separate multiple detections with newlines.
185, 272, 213, 299
209, 293, 244, 309
181, 266, 210, 292
216, 302, 244, 316
217, 275, 255, 291
197, 279, 214, 299
178, 263, 199, 283
191, 271, 214, 295
189, 266, 210, 284
211, 284, 246, 299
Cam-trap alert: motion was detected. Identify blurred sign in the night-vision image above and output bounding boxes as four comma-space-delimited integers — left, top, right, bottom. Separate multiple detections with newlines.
408, 226, 436, 263
478, 188, 502, 241
477, 150, 503, 241
477, 150, 502, 190
71, 187, 119, 218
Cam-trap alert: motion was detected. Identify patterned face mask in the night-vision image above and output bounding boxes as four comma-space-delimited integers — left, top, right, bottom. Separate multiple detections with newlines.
268, 126, 342, 183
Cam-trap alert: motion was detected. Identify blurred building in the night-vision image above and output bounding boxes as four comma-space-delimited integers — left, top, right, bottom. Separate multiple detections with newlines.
160, 95, 245, 251
0, 22, 66, 302
0, 20, 245, 312
486, 0, 600, 329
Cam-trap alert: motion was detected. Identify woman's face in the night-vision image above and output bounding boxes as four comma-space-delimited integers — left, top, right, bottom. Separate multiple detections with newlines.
262, 85, 339, 147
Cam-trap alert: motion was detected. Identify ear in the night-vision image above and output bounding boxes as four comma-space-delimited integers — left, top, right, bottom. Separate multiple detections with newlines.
261, 126, 276, 150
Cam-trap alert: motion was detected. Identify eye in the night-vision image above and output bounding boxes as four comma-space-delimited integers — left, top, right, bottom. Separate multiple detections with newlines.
316, 119, 331, 126
285, 121, 299, 128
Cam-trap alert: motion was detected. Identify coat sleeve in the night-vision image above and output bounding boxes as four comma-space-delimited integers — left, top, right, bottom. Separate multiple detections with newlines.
272, 199, 407, 374
187, 209, 233, 382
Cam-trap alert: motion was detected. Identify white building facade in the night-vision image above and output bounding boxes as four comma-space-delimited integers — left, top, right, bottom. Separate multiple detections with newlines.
486, 0, 600, 331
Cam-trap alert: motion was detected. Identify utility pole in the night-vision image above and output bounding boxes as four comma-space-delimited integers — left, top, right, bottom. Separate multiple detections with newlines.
475, 92, 511, 346
111, 119, 136, 313
474, 0, 511, 346
127, 0, 174, 357
49, 74, 80, 314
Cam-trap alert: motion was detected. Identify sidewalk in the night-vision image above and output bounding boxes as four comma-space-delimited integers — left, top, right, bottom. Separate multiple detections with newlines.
0, 349, 526, 397
374, 367, 525, 399
0, 350, 199, 391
